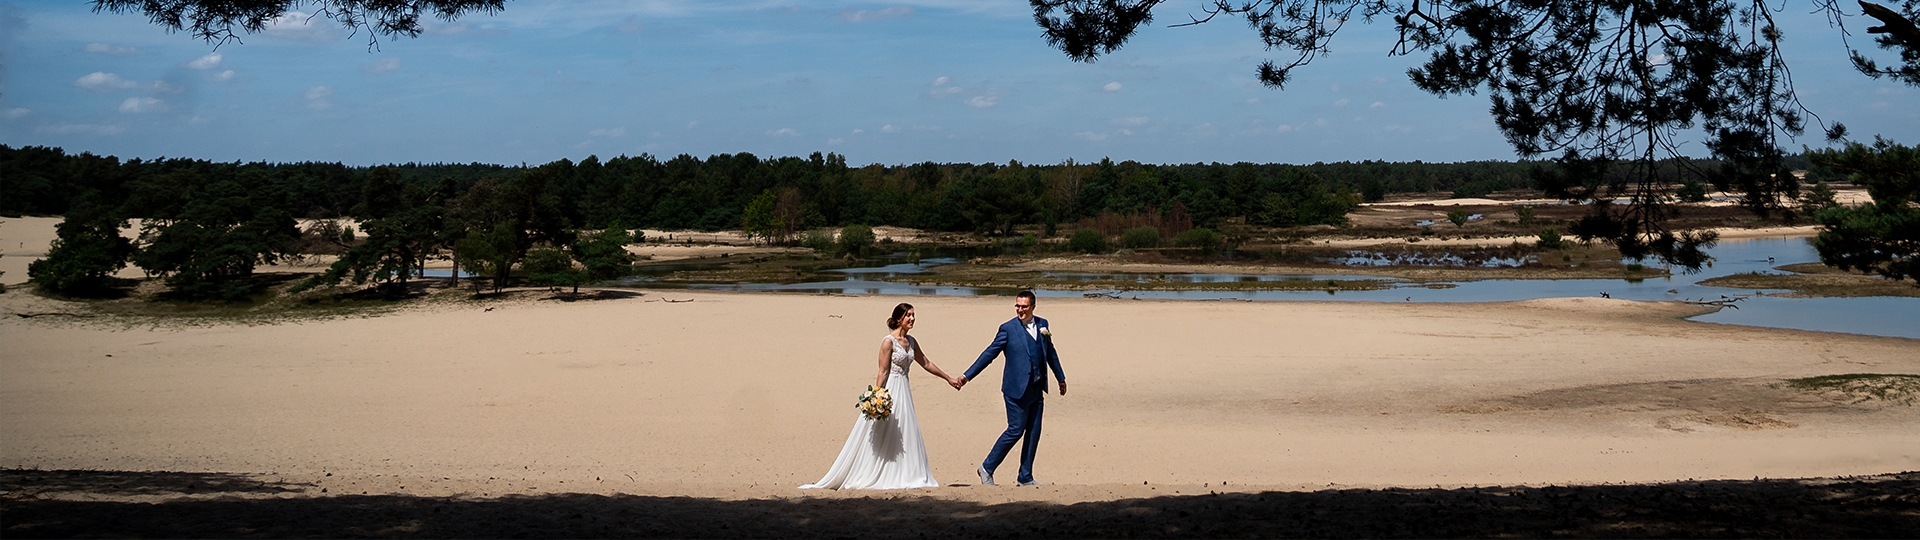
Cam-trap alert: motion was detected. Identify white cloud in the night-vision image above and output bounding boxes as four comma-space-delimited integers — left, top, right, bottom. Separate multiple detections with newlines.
687, 121, 699, 129
1315, 118, 1330, 127
1110, 116, 1149, 126
4, 108, 32, 119
1243, 97, 1262, 105
36, 123, 125, 136
965, 94, 1000, 108
74, 72, 137, 91
1382, 125, 1415, 133
1276, 124, 1294, 133
1073, 131, 1108, 141
1118, 129, 1133, 135
589, 127, 627, 137
768, 128, 800, 136
827, 138, 845, 145
363, 57, 403, 75
851, 128, 865, 134
214, 70, 236, 81
264, 11, 342, 43
617, 16, 644, 33
932, 76, 950, 86
185, 53, 222, 70
82, 43, 140, 56
838, 6, 913, 22
1334, 98, 1351, 107
151, 80, 185, 94
119, 97, 167, 113
1369, 101, 1385, 108
1103, 81, 1122, 92
304, 86, 335, 109
881, 124, 900, 133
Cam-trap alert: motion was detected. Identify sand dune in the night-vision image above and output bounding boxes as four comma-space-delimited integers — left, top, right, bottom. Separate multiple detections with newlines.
4, 290, 1915, 502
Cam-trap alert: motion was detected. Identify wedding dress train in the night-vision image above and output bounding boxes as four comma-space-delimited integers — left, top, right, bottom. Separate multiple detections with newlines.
800, 335, 939, 490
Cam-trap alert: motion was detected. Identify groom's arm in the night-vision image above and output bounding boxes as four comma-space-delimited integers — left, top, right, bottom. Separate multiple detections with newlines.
962, 325, 1010, 382
1043, 333, 1066, 394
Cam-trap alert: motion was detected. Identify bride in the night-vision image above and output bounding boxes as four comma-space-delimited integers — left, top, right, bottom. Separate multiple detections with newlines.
801, 302, 962, 490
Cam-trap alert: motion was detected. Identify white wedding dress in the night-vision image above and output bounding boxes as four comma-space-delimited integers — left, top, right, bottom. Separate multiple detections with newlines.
800, 335, 939, 490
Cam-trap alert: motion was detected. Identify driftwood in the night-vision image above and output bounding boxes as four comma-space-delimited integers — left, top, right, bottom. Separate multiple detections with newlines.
13, 312, 95, 319
1683, 295, 1750, 309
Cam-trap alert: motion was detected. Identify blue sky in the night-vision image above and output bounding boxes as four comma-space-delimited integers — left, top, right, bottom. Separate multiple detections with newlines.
2, 0, 1915, 167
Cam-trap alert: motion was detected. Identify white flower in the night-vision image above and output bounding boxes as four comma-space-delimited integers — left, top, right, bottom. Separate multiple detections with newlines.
1039, 326, 1052, 337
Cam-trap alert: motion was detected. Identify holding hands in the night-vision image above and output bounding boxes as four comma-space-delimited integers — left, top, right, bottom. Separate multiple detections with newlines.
948, 375, 967, 390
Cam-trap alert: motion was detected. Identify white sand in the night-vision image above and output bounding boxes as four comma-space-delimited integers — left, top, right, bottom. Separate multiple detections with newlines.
3, 290, 1914, 503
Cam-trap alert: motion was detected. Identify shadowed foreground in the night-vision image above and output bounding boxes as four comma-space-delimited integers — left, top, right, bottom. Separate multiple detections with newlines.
4, 470, 1918, 538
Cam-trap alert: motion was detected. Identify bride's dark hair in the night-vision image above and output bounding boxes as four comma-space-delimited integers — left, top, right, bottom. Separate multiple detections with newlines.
887, 302, 915, 330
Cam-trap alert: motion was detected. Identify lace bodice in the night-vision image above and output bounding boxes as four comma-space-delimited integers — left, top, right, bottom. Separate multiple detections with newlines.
885, 335, 915, 376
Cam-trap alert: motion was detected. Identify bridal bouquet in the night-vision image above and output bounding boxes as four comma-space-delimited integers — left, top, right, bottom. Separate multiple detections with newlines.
857, 385, 893, 420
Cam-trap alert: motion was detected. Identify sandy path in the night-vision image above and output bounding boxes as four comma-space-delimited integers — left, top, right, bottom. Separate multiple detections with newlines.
3, 290, 1915, 504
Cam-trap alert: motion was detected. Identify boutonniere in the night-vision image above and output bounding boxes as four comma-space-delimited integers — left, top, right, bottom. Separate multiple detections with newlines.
1038, 326, 1051, 337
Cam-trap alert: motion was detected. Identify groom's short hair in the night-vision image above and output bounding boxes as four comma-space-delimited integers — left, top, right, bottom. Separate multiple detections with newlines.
1016, 290, 1036, 306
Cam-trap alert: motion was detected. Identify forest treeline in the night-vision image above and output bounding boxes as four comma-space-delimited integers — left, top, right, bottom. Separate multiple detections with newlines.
6, 144, 1863, 300
4, 144, 1563, 231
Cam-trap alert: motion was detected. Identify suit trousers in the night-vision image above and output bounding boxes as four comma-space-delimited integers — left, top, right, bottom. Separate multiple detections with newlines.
984, 378, 1045, 483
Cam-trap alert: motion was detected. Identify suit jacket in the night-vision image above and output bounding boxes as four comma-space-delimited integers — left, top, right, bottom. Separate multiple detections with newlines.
964, 316, 1066, 399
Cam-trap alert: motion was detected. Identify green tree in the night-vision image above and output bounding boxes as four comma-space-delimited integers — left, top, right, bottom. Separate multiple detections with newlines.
1536, 227, 1567, 250
838, 224, 876, 256
1808, 137, 1919, 282
93, 0, 507, 48
962, 162, 1044, 236
1121, 226, 1161, 248
572, 225, 636, 291
132, 179, 300, 300
1675, 178, 1711, 203
28, 191, 135, 297
1174, 227, 1223, 249
1446, 209, 1469, 228
454, 222, 517, 293
742, 189, 780, 244
1069, 229, 1108, 253
523, 246, 588, 292
1800, 180, 1841, 212
305, 170, 448, 294
1026, 0, 1920, 270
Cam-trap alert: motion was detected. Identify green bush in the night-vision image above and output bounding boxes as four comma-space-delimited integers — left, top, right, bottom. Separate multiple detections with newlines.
838, 224, 875, 256
800, 229, 836, 252
1536, 227, 1566, 249
1120, 226, 1161, 249
1068, 229, 1108, 254
1173, 227, 1222, 249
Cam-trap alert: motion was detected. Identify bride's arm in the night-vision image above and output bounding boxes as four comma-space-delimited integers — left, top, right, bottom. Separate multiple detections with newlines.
874, 337, 893, 389
909, 337, 954, 382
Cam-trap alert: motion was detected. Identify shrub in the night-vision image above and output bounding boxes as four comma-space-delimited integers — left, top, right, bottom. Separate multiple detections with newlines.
1676, 178, 1710, 203
1120, 226, 1161, 249
1446, 209, 1470, 227
1537, 227, 1566, 249
1068, 229, 1108, 254
838, 224, 875, 256
1514, 206, 1537, 225
800, 229, 836, 252
1173, 227, 1223, 249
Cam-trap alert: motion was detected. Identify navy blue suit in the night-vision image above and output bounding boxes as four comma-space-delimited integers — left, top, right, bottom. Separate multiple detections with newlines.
964, 316, 1066, 484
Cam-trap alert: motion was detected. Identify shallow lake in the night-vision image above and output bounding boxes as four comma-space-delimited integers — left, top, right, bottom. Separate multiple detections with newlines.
654, 237, 1920, 340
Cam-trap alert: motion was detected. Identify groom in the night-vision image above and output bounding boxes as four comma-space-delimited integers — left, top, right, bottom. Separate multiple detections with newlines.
956, 290, 1066, 487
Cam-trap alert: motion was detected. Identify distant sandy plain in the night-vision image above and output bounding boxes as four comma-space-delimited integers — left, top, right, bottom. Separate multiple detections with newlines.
3, 211, 1917, 536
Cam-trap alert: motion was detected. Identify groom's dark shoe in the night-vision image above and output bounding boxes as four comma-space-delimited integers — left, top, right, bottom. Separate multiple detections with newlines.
1017, 479, 1048, 487
977, 466, 996, 486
